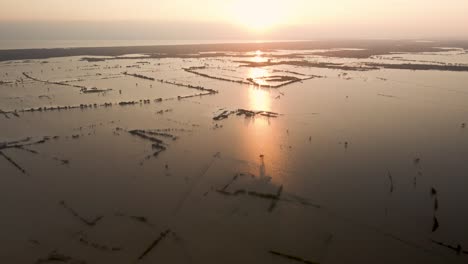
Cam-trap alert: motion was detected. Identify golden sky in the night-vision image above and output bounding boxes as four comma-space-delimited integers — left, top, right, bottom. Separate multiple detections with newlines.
0, 0, 467, 38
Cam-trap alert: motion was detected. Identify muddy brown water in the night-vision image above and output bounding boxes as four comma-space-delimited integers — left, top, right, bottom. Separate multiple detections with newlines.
1, 43, 468, 263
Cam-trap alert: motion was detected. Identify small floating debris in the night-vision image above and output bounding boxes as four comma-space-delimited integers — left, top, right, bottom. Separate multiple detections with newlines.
156, 109, 172, 115
377, 93, 398, 98
35, 250, 86, 264
80, 87, 112, 94
212, 123, 223, 130
38, 95, 52, 100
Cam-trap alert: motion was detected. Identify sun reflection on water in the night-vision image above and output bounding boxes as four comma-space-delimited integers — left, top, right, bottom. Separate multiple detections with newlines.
243, 58, 282, 182
248, 67, 269, 86
248, 86, 271, 111
243, 86, 284, 183
251, 50, 268, 63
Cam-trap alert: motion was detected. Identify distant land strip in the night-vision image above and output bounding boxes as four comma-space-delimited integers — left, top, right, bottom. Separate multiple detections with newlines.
1, 40, 468, 62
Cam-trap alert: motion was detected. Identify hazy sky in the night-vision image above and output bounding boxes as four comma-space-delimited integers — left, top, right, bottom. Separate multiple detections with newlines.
0, 0, 467, 40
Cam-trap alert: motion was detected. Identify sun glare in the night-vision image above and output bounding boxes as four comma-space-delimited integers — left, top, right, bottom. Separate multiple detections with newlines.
248, 67, 269, 85
249, 87, 271, 111
230, 0, 287, 32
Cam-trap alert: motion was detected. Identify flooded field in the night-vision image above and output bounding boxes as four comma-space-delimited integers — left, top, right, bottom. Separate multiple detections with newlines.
1, 41, 468, 263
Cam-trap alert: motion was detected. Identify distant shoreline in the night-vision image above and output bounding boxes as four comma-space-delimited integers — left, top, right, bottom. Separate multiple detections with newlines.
0, 39, 309, 51
0, 39, 467, 62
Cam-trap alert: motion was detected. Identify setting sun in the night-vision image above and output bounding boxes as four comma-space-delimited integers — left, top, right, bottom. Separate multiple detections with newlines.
229, 0, 287, 31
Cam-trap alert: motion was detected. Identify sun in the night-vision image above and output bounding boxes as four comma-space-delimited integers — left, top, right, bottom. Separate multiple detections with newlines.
230, 0, 287, 32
